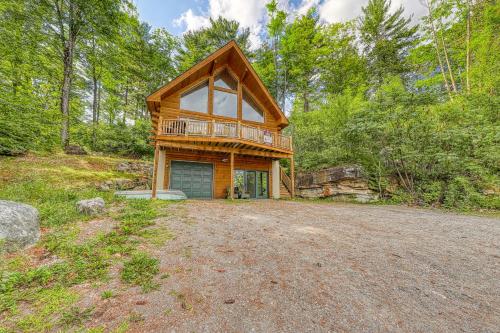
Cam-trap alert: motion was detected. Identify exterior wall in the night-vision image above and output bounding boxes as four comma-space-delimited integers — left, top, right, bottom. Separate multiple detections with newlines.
157, 66, 281, 132
161, 149, 273, 199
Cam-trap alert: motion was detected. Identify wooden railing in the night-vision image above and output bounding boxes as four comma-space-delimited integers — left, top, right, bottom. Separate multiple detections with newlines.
159, 117, 292, 151
280, 166, 292, 193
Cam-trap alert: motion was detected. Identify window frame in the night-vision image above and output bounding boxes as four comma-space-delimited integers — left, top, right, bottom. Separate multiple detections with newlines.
178, 79, 209, 114
241, 87, 265, 123
175, 65, 268, 125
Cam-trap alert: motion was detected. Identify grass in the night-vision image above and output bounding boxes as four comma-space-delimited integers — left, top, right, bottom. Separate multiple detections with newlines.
0, 153, 171, 332
121, 252, 160, 292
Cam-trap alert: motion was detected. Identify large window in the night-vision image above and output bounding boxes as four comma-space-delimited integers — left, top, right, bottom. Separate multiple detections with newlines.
213, 90, 237, 118
242, 91, 264, 122
180, 80, 208, 113
214, 69, 237, 90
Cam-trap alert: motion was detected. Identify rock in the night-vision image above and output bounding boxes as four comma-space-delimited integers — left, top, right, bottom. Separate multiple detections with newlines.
76, 198, 105, 215
0, 200, 40, 252
96, 178, 150, 191
296, 165, 379, 202
64, 144, 87, 155
116, 161, 153, 176
114, 178, 136, 190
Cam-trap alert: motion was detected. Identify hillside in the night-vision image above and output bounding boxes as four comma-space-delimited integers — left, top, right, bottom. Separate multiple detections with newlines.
0, 153, 172, 332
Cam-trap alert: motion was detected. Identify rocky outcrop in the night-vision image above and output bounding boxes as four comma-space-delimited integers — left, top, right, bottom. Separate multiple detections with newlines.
0, 200, 40, 252
76, 197, 105, 215
96, 161, 153, 191
296, 166, 378, 203
116, 161, 153, 176
64, 145, 87, 155
97, 178, 150, 191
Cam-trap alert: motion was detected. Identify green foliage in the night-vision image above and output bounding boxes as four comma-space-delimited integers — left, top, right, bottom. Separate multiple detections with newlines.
121, 252, 160, 292
176, 17, 251, 72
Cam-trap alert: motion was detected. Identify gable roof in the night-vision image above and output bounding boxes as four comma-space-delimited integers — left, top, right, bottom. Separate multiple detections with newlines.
146, 40, 288, 128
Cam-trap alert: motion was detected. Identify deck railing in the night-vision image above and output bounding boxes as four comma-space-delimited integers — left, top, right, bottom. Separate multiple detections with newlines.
159, 117, 292, 151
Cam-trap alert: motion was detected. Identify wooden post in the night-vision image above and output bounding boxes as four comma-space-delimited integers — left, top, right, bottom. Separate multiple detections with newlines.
157, 116, 163, 135
290, 156, 295, 198
212, 119, 216, 137
151, 144, 160, 199
237, 121, 241, 138
230, 152, 234, 200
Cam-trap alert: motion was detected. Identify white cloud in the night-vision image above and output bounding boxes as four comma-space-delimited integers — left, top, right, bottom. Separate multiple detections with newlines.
174, 0, 268, 49
319, 0, 426, 24
173, 0, 427, 48
173, 8, 210, 31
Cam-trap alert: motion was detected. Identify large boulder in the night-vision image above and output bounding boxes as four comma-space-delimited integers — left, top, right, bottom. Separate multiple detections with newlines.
0, 200, 41, 252
296, 166, 379, 202
76, 197, 105, 215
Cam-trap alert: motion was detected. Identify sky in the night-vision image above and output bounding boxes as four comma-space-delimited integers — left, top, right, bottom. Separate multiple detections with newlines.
134, 0, 427, 48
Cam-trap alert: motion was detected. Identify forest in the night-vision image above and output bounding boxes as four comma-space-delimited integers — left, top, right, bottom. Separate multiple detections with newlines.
0, 0, 498, 209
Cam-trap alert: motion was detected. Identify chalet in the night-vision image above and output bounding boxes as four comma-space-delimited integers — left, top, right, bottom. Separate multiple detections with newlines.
146, 40, 294, 200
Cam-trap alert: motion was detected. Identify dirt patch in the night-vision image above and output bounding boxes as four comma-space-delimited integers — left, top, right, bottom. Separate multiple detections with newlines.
80, 200, 499, 332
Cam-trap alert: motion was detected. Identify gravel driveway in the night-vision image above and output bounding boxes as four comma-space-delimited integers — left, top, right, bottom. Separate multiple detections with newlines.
95, 200, 500, 332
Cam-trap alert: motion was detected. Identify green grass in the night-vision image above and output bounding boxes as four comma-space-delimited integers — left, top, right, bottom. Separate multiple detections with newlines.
101, 290, 114, 299
121, 252, 160, 292
0, 153, 170, 331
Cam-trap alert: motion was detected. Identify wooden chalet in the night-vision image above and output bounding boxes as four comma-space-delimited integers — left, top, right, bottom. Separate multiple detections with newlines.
146, 40, 294, 200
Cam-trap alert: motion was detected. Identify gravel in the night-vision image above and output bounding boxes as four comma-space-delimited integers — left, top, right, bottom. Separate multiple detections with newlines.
86, 200, 500, 332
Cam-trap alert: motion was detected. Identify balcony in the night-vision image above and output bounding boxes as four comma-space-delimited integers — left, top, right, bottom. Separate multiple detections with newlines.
157, 117, 293, 153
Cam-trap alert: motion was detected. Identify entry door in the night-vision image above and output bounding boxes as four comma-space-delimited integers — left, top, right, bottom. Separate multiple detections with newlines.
256, 171, 268, 199
170, 161, 213, 199
246, 171, 256, 198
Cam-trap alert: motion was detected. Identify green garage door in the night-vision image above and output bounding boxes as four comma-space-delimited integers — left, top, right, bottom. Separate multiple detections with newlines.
170, 161, 213, 199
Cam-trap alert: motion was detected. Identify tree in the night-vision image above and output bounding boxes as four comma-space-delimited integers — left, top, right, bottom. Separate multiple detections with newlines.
41, 0, 122, 147
359, 0, 417, 87
281, 8, 325, 112
176, 17, 251, 72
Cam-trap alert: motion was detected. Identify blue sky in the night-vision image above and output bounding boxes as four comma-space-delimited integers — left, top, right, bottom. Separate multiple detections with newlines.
134, 0, 426, 47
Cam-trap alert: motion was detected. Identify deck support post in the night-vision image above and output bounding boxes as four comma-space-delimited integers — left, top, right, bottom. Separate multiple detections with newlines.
152, 144, 160, 199
230, 152, 234, 200
272, 160, 280, 199
290, 156, 295, 198
156, 149, 166, 191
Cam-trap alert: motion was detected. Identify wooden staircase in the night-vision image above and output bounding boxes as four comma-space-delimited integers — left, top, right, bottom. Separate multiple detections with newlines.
280, 166, 293, 198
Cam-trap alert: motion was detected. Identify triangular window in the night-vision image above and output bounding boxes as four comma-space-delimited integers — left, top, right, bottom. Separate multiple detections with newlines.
242, 91, 264, 123
214, 69, 237, 91
180, 80, 208, 113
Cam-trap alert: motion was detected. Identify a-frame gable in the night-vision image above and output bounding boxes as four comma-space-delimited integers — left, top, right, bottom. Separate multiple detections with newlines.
146, 40, 288, 128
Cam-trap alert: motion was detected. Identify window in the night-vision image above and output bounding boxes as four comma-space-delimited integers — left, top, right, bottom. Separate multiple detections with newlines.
242, 91, 264, 122
180, 80, 208, 113
214, 69, 237, 90
213, 90, 237, 118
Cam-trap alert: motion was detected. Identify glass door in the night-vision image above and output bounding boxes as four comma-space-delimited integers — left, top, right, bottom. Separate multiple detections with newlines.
256, 171, 268, 199
234, 170, 268, 199
246, 171, 256, 198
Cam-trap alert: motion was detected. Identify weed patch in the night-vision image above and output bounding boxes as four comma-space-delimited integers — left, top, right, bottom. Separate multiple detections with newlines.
121, 252, 160, 292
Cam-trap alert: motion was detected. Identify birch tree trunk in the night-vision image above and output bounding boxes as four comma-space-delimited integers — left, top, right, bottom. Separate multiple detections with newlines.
425, 0, 453, 100
438, 20, 457, 92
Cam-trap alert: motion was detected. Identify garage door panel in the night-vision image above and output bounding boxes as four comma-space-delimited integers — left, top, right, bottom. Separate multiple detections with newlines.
170, 161, 213, 199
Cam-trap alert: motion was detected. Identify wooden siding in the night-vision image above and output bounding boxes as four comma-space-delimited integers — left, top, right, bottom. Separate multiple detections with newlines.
154, 69, 280, 133
161, 148, 273, 199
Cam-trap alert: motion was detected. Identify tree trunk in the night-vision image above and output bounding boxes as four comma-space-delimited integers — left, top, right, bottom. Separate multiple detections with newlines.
425, 0, 453, 100
303, 91, 309, 113
465, 0, 472, 94
91, 72, 98, 149
438, 23, 457, 93
60, 38, 75, 148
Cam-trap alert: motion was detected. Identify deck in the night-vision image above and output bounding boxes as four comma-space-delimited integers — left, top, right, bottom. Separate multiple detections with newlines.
155, 117, 293, 157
